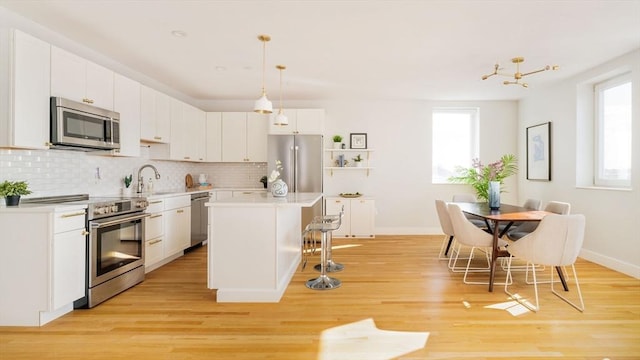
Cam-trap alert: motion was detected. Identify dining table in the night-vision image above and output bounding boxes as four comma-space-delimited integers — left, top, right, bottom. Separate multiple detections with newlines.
453, 202, 569, 292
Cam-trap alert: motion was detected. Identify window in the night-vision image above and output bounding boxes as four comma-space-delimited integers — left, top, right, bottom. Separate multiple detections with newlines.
432, 108, 479, 183
594, 73, 632, 187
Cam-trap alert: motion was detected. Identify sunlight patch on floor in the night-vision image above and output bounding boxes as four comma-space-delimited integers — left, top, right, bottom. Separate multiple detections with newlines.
484, 295, 533, 316
318, 318, 429, 360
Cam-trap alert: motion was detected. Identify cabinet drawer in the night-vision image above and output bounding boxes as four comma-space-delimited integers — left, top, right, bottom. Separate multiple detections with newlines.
145, 212, 164, 239
147, 199, 164, 213
145, 237, 164, 266
164, 195, 190, 210
53, 209, 86, 233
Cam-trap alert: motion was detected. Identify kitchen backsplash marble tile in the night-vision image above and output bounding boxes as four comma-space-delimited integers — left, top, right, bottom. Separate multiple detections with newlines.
0, 149, 268, 202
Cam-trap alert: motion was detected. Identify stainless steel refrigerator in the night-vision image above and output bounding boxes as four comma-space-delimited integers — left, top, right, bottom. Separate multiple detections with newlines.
267, 134, 323, 229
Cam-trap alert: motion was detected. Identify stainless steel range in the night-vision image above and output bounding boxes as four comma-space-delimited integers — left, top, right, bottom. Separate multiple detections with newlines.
24, 194, 149, 308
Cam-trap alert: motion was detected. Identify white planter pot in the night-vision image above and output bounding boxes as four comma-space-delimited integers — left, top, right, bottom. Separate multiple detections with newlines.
333, 142, 342, 149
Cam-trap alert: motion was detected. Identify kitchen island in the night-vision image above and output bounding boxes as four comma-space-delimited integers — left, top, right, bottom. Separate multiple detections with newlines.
206, 192, 322, 302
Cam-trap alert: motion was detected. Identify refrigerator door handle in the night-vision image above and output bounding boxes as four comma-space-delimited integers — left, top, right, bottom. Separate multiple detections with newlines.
293, 145, 299, 192
289, 145, 295, 189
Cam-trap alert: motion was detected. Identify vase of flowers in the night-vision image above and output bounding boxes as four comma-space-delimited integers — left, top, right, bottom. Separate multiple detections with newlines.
448, 154, 518, 204
268, 160, 288, 197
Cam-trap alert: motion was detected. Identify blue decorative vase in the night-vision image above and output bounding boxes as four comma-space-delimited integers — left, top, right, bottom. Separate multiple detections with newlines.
271, 179, 288, 197
488, 181, 500, 210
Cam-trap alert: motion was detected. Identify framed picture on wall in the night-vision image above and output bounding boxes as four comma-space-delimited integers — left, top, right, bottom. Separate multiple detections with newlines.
350, 133, 367, 149
526, 122, 551, 181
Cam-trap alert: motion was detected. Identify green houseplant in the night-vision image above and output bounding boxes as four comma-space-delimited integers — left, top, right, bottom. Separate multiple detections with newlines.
332, 135, 343, 149
448, 154, 517, 201
353, 154, 363, 167
0, 180, 32, 206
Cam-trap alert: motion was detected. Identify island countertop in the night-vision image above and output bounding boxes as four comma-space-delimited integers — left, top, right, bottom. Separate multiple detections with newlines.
206, 192, 322, 207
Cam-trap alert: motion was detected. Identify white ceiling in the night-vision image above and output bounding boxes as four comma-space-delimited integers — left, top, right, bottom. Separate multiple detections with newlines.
1, 0, 639, 102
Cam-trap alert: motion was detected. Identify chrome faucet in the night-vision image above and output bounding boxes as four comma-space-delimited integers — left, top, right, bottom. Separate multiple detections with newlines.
137, 164, 161, 193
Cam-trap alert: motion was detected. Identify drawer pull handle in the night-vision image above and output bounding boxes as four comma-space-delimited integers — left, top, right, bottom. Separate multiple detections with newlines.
149, 239, 162, 245
81, 230, 90, 236
150, 214, 163, 219
177, 209, 184, 213
61, 212, 86, 218
150, 200, 162, 204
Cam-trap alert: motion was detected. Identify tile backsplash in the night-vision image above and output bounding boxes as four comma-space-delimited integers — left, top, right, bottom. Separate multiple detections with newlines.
0, 148, 267, 202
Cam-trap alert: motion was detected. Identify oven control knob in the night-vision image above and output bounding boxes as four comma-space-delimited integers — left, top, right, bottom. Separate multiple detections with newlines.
95, 207, 105, 215
104, 206, 111, 214
112, 205, 118, 213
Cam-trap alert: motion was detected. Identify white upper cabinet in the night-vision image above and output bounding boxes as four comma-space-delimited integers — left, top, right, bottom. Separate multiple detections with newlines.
268, 108, 325, 134
140, 85, 171, 143
0, 29, 50, 149
206, 112, 222, 162
169, 100, 206, 162
221, 112, 268, 162
50, 46, 114, 110
112, 73, 141, 157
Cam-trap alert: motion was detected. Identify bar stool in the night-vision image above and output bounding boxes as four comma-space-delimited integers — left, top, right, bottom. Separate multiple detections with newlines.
305, 208, 344, 290
313, 211, 345, 273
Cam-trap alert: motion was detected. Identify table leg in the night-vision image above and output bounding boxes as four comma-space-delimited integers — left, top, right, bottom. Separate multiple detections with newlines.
555, 266, 569, 291
489, 219, 499, 292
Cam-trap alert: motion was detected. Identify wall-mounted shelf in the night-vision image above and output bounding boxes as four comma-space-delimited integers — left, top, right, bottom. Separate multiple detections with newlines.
324, 149, 374, 176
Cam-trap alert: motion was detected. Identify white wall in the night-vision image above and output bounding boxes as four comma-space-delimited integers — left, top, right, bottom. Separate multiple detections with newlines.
518, 50, 640, 278
201, 99, 519, 235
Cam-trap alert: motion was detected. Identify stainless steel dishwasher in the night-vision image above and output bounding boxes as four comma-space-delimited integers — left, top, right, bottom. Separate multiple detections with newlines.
190, 192, 210, 247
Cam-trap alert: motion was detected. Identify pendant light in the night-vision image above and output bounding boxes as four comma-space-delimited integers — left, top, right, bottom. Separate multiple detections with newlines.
254, 34, 273, 114
274, 65, 288, 126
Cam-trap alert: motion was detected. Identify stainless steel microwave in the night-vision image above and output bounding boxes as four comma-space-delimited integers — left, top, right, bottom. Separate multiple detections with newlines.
50, 97, 120, 151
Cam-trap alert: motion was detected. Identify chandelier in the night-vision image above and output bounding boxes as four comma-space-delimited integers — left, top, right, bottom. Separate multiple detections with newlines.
482, 57, 559, 88
274, 65, 288, 126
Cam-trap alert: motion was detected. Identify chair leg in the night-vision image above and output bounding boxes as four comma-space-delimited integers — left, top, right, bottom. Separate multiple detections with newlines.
551, 265, 585, 312
462, 247, 511, 285
504, 257, 540, 312
438, 235, 454, 259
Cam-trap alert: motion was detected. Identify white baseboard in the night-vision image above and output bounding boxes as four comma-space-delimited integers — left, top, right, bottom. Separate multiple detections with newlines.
579, 248, 640, 279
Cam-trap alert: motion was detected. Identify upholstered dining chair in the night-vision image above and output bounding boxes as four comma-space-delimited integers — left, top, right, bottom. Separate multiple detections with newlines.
451, 194, 487, 228
507, 201, 570, 240
435, 200, 455, 260
504, 213, 586, 312
447, 203, 510, 284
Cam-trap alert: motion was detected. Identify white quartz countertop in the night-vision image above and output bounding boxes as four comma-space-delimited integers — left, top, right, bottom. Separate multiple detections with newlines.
207, 192, 322, 207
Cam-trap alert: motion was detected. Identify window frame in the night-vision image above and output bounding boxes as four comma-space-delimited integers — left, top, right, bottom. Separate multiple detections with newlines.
431, 107, 480, 184
594, 72, 632, 188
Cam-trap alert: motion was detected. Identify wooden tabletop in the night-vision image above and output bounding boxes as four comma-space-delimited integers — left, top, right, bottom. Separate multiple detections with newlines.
453, 202, 551, 222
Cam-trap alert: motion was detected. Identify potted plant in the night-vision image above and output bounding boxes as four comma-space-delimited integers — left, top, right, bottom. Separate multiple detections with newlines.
448, 154, 518, 206
353, 154, 364, 167
332, 135, 343, 149
122, 174, 133, 196
0, 180, 32, 206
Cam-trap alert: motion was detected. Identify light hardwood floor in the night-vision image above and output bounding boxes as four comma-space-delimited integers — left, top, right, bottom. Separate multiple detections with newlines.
1, 235, 639, 359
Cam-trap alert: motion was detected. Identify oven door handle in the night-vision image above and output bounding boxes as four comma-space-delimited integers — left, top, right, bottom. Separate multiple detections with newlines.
90, 213, 150, 228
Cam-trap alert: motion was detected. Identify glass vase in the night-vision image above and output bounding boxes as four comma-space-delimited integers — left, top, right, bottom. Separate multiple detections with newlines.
488, 181, 500, 210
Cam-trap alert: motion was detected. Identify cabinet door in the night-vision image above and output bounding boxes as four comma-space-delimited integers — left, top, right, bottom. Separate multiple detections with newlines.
221, 112, 247, 162
9, 30, 50, 149
52, 228, 86, 310
350, 199, 375, 238
113, 73, 140, 157
140, 85, 157, 141
155, 91, 172, 142
194, 109, 206, 161
85, 61, 114, 110
246, 112, 268, 162
169, 99, 187, 160
325, 198, 351, 237
50, 46, 85, 103
295, 109, 325, 134
206, 112, 222, 162
164, 206, 191, 257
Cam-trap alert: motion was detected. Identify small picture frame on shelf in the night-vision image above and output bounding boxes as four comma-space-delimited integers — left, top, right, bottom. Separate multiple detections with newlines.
350, 133, 367, 149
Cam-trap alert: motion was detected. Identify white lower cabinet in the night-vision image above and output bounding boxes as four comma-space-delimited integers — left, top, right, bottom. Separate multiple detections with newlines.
0, 205, 87, 326
144, 195, 190, 271
325, 197, 375, 238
